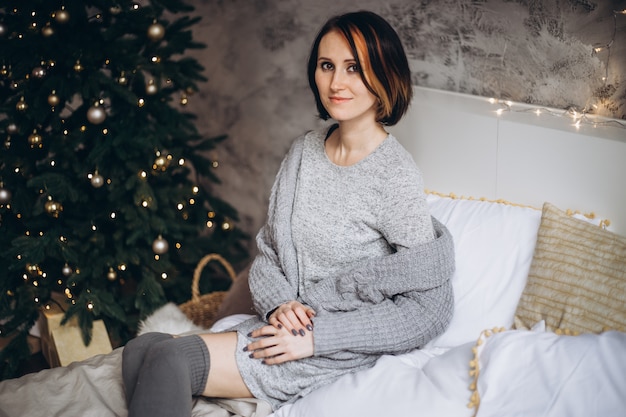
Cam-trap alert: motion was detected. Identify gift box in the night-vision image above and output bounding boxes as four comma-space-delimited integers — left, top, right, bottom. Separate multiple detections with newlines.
39, 293, 113, 368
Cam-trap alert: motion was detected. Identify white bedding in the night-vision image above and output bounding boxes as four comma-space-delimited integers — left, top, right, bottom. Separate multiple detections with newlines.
273, 326, 626, 417
1, 195, 624, 417
2, 312, 624, 417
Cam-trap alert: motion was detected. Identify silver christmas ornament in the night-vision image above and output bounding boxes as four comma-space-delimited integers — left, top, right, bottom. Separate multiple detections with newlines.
152, 235, 169, 254
0, 186, 11, 204
146, 80, 158, 95
147, 22, 165, 41
87, 105, 106, 125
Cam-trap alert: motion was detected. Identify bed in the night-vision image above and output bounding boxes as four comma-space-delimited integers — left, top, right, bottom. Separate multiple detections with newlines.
1, 86, 625, 417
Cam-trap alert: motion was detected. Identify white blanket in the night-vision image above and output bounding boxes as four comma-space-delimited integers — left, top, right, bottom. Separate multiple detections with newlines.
1, 305, 625, 417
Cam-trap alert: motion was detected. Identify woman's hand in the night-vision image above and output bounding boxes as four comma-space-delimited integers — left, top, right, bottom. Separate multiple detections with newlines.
245, 323, 314, 365
268, 301, 316, 337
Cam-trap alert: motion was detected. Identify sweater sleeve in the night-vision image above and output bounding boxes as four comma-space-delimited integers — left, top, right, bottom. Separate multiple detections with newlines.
248, 224, 298, 319
312, 282, 453, 356
302, 218, 455, 356
248, 136, 305, 319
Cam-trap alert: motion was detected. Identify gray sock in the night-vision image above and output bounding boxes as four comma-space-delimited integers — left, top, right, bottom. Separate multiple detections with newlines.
127, 335, 210, 417
122, 332, 174, 403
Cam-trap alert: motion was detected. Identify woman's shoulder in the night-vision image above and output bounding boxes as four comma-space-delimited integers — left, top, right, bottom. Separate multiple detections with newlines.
384, 134, 418, 165
374, 134, 422, 178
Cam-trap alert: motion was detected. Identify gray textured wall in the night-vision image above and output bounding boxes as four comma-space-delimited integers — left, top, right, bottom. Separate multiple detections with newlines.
182, 0, 626, 245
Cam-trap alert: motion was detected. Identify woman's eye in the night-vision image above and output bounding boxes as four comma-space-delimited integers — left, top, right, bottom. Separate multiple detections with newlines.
347, 64, 359, 73
320, 62, 333, 71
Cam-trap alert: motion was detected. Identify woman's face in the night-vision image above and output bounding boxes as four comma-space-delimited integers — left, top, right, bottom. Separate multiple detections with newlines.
314, 30, 378, 125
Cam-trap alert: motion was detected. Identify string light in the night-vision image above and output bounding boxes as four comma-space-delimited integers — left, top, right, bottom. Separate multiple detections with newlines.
592, 9, 626, 86
488, 98, 626, 129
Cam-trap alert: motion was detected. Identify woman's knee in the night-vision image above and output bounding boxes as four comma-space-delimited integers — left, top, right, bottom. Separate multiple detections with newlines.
123, 332, 172, 366
141, 335, 210, 396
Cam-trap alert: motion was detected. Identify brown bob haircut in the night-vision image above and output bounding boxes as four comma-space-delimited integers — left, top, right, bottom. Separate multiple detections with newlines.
307, 11, 412, 126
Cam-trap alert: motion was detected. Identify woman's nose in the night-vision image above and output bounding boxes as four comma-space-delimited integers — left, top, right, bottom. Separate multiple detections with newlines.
330, 71, 345, 90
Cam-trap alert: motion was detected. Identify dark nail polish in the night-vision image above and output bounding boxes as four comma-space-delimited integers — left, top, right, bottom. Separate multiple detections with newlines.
277, 323, 283, 329
249, 353, 254, 358
261, 360, 267, 365
291, 329, 298, 336
299, 329, 306, 336
247, 332, 252, 337
306, 324, 313, 331
243, 346, 248, 352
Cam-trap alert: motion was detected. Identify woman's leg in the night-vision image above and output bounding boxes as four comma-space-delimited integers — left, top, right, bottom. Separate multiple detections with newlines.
198, 332, 253, 398
122, 332, 173, 403
126, 335, 210, 417
124, 332, 253, 417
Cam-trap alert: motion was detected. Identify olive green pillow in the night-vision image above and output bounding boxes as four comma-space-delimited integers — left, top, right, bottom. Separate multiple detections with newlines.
514, 202, 626, 333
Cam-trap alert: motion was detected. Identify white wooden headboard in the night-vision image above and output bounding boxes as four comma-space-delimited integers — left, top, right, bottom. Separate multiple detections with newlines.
390, 87, 626, 237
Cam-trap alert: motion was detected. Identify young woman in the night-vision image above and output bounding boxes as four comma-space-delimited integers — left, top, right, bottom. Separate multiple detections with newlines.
122, 10, 455, 416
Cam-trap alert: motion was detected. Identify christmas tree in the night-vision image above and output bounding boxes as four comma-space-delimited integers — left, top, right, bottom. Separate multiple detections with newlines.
0, 0, 248, 379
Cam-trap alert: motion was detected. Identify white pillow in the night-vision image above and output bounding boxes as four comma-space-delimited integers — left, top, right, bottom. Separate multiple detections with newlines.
474, 329, 626, 417
425, 194, 541, 348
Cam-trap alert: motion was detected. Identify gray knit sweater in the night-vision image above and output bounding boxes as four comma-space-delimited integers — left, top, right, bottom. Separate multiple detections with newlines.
231, 128, 455, 409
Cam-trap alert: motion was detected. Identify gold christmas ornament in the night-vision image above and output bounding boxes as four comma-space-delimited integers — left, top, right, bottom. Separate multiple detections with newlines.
90, 171, 104, 188
44, 197, 63, 218
62, 263, 73, 277
48, 91, 60, 107
41, 24, 54, 37
16, 97, 28, 112
117, 71, 128, 85
28, 130, 43, 148
107, 267, 117, 281
53, 8, 70, 24
152, 235, 169, 254
146, 79, 158, 95
87, 104, 106, 125
31, 66, 46, 78
147, 21, 165, 41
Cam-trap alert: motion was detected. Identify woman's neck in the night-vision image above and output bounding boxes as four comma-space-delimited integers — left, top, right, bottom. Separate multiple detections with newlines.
325, 121, 388, 166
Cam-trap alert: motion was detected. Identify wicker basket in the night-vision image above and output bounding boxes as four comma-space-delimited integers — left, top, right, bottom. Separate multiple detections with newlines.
179, 253, 236, 328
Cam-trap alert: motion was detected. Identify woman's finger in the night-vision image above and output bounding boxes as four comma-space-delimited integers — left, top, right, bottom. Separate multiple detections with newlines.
277, 310, 304, 336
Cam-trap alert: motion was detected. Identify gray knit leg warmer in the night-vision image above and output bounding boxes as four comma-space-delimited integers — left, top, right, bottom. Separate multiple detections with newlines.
122, 332, 174, 403
126, 335, 210, 417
